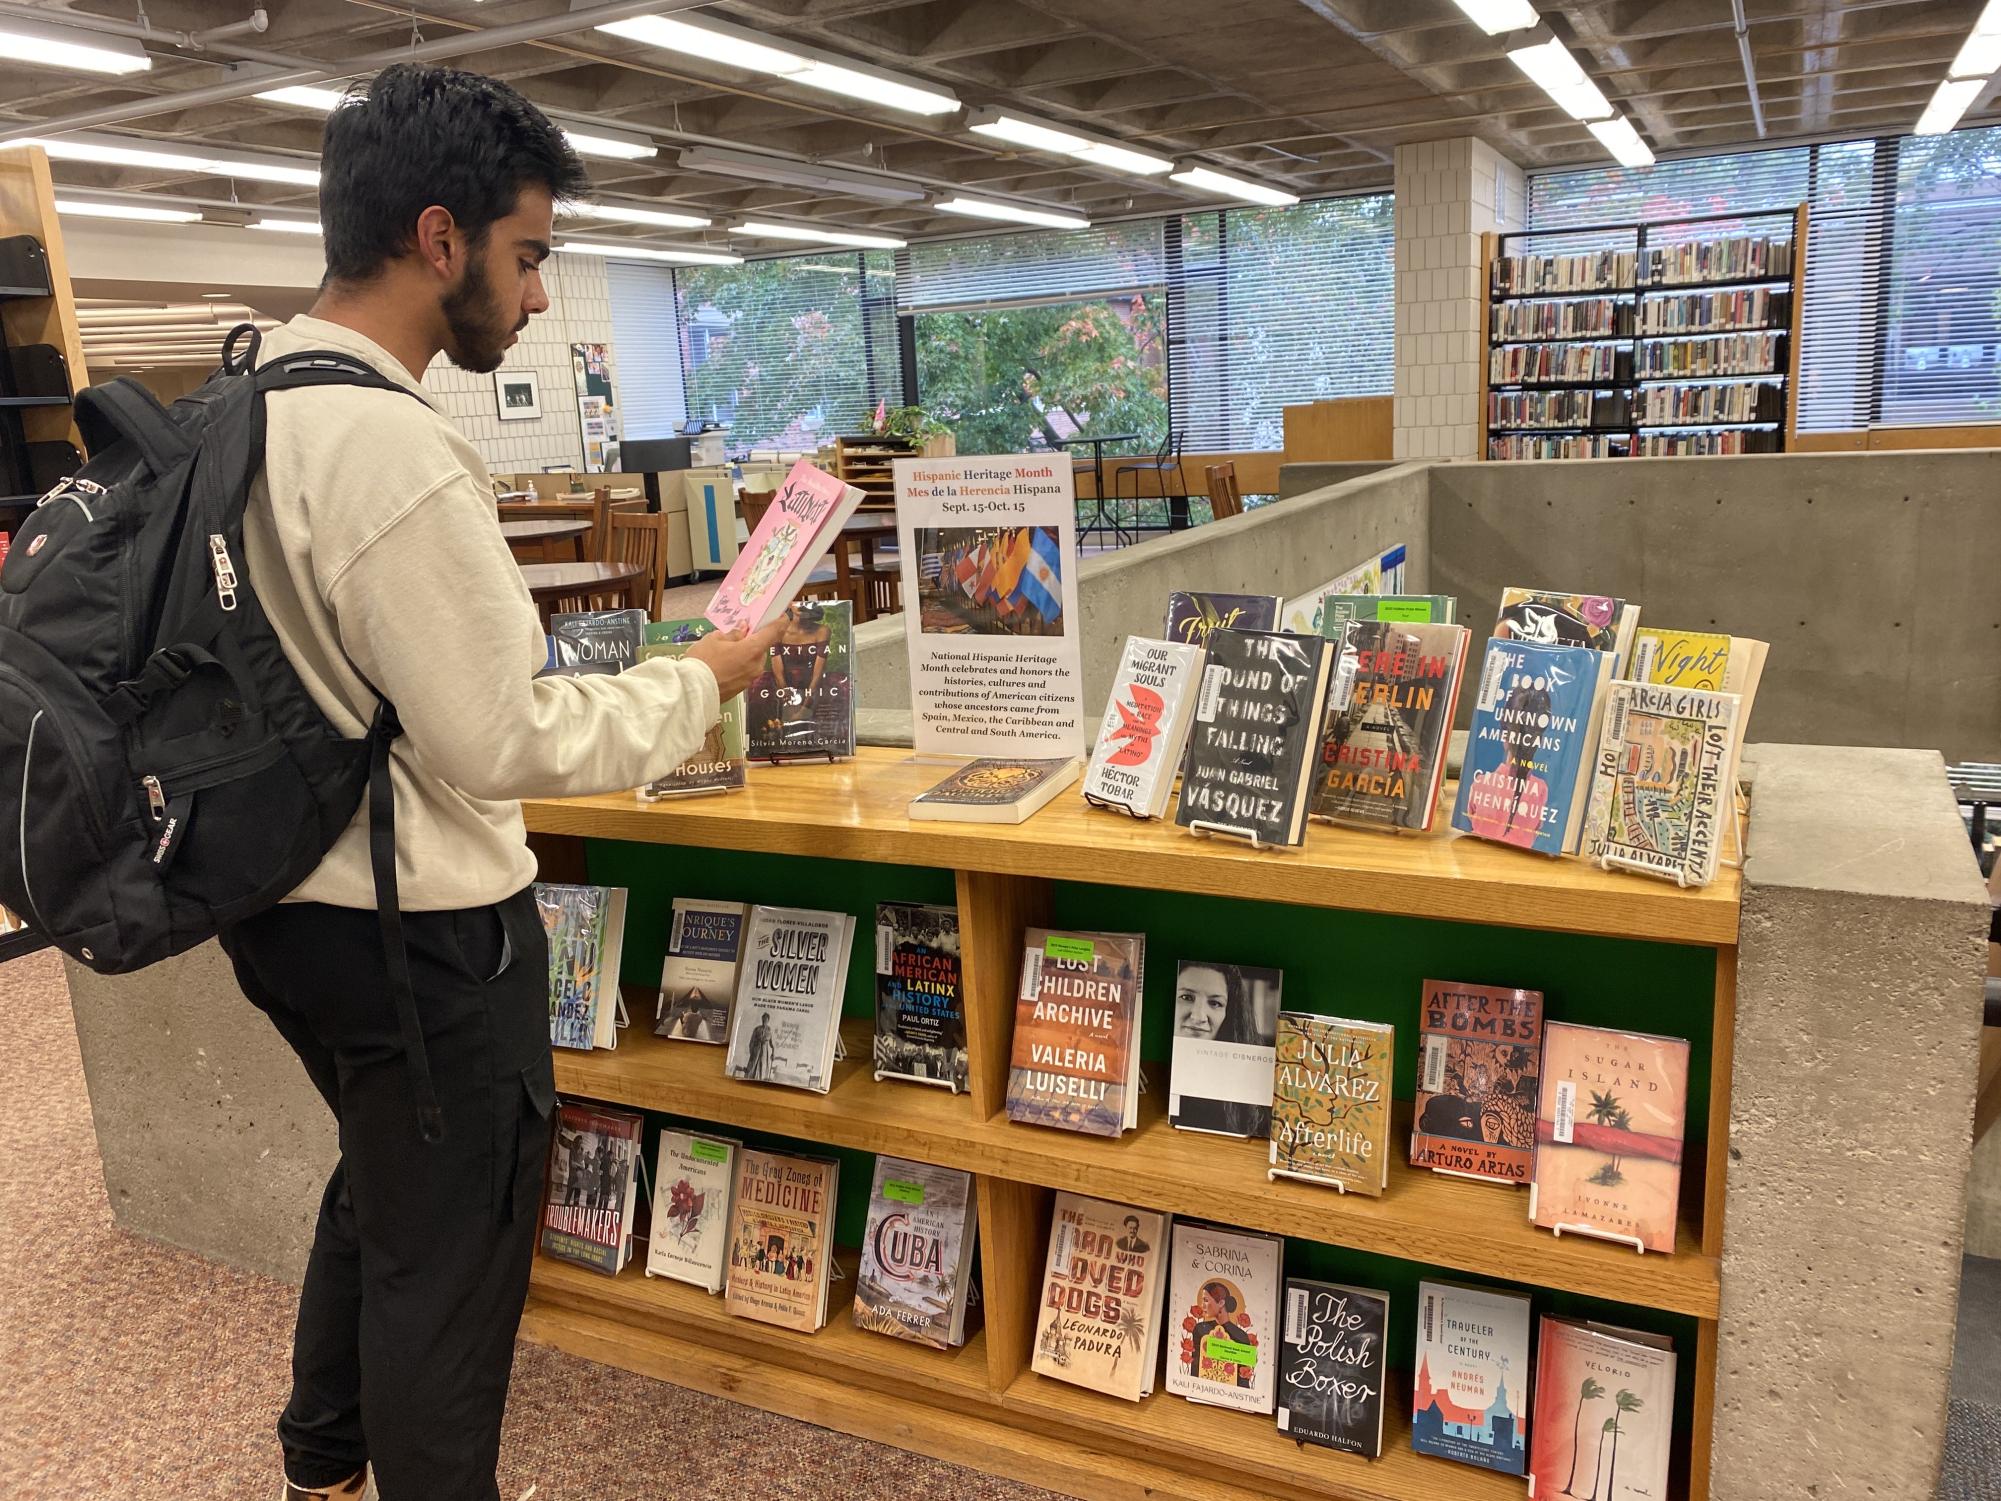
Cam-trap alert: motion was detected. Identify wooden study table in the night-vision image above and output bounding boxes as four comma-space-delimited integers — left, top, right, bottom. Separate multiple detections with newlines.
500, 518, 589, 563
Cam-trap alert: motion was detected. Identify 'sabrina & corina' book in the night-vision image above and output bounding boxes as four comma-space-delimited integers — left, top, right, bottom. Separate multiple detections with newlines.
1030, 1192, 1169, 1402
723, 1147, 840, 1332
872, 901, 966, 1092
1528, 1316, 1677, 1500
1314, 618, 1470, 832
1412, 1280, 1532, 1474
1163, 1219, 1281, 1414
540, 1101, 643, 1275
1005, 928, 1145, 1137
1175, 628, 1333, 847
1277, 1278, 1390, 1458
853, 1155, 979, 1350
1410, 979, 1545, 1185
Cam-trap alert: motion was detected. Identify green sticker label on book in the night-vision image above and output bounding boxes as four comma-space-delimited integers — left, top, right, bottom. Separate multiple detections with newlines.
1044, 936, 1095, 964
691, 1139, 728, 1165
1204, 1335, 1258, 1367
883, 1179, 925, 1206
1376, 598, 1434, 622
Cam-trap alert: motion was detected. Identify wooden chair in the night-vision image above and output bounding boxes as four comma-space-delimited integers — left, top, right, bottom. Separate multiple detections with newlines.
605, 509, 670, 619
583, 488, 614, 562
1204, 462, 1245, 521
738, 490, 776, 535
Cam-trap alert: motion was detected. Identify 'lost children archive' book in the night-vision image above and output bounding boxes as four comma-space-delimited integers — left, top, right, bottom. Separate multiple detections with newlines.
1006, 928, 1145, 1137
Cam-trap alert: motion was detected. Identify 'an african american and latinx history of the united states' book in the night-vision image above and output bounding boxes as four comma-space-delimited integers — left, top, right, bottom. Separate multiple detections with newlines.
1175, 628, 1334, 847
1278, 1278, 1390, 1458
1082, 636, 1204, 820
723, 905, 855, 1094
655, 897, 747, 1044
1164, 1220, 1282, 1414
645, 1128, 739, 1292
1007, 928, 1145, 1137
1031, 1192, 1169, 1402
1163, 591, 1282, 649
536, 883, 627, 1051
853, 1156, 980, 1350
1314, 618, 1470, 833
1411, 979, 1545, 1185
1581, 681, 1741, 888
894, 454, 1086, 761
1413, 1280, 1532, 1475
1528, 1316, 1677, 1501
1268, 1012, 1394, 1195
705, 458, 867, 635
873, 902, 966, 1092
1451, 637, 1614, 855
723, 1147, 840, 1333
540, 1102, 644, 1275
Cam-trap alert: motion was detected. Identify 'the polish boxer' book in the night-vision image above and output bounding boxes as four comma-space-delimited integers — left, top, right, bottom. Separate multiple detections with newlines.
1278, 1279, 1390, 1458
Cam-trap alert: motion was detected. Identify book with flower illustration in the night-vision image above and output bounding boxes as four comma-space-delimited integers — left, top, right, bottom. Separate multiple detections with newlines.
638, 619, 746, 798
1530, 1022, 1691, 1254
704, 457, 867, 634
1528, 1316, 1677, 1500
1163, 1220, 1281, 1414
1410, 979, 1545, 1185
1030, 1192, 1169, 1402
1268, 1012, 1394, 1195
643, 1128, 739, 1292
1006, 928, 1145, 1137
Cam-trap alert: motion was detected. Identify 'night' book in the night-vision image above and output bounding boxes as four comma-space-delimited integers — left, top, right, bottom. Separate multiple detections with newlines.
1268, 1013, 1393, 1195
1031, 1192, 1169, 1402
1175, 628, 1333, 847
1410, 979, 1545, 1185
1006, 928, 1145, 1137
873, 901, 966, 1092
1278, 1279, 1389, 1458
1314, 619, 1470, 832
1528, 1316, 1677, 1500
1451, 637, 1614, 855
1164, 1220, 1281, 1414
1082, 636, 1204, 820
540, 1102, 643, 1275
655, 897, 746, 1044
1413, 1280, 1532, 1474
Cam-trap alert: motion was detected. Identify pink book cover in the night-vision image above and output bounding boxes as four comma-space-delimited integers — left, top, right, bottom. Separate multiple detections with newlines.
705, 460, 865, 635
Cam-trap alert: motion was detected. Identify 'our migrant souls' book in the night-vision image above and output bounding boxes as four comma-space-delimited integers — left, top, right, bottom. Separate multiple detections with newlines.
1082, 635, 1204, 819
1006, 928, 1144, 1137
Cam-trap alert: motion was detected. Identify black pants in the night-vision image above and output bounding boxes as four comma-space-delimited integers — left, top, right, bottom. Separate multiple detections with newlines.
221, 887, 555, 1501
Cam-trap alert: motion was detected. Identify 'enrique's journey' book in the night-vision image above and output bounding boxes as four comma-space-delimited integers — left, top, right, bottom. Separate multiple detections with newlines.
1278, 1278, 1390, 1458
747, 598, 855, 762
644, 1128, 739, 1292
1315, 618, 1470, 832
853, 1156, 979, 1350
638, 619, 747, 798
1411, 979, 1545, 1185
655, 897, 746, 1044
1413, 1280, 1532, 1474
1082, 635, 1204, 820
540, 1101, 643, 1275
873, 901, 966, 1092
535, 883, 627, 1051
1163, 590, 1282, 649
1531, 1022, 1691, 1255
1451, 637, 1614, 855
723, 1147, 840, 1332
1269, 1012, 1393, 1195
908, 756, 1080, 823
1528, 1316, 1678, 1500
1169, 960, 1281, 1139
1581, 682, 1742, 888
1031, 1192, 1169, 1402
724, 905, 855, 1094
1175, 628, 1333, 847
1164, 1220, 1281, 1414
1006, 928, 1145, 1137
705, 458, 866, 635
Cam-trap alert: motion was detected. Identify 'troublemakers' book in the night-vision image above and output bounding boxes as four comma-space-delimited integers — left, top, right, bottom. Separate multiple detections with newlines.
873, 901, 966, 1091
1082, 636, 1204, 819
853, 1155, 980, 1350
540, 1102, 643, 1275
705, 458, 867, 635
724, 905, 855, 1094
1412, 1280, 1532, 1475
1164, 1219, 1282, 1414
1174, 628, 1333, 847
1278, 1278, 1390, 1458
1451, 637, 1614, 855
644, 1128, 739, 1292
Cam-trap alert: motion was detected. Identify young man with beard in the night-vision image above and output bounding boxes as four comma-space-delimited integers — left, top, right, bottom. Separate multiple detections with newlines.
221, 64, 784, 1501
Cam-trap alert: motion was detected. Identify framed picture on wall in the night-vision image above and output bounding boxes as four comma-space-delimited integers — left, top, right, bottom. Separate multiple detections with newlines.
495, 369, 542, 421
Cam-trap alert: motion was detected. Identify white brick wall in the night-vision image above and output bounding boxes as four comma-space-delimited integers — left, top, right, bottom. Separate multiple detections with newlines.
423, 252, 621, 474
1392, 138, 1527, 461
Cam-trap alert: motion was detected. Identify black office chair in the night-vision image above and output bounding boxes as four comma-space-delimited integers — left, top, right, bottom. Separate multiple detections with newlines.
1113, 428, 1190, 532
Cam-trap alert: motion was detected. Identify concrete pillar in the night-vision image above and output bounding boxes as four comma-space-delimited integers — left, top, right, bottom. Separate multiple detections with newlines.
1719, 744, 1991, 1500
1392, 137, 1526, 462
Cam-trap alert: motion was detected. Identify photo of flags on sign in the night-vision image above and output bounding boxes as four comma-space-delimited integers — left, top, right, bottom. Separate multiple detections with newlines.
915, 525, 1065, 638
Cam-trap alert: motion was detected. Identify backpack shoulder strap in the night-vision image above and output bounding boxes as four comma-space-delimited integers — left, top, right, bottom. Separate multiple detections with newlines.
257, 348, 428, 402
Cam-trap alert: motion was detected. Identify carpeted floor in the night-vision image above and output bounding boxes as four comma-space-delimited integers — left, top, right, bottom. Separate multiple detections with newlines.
0, 951, 1060, 1501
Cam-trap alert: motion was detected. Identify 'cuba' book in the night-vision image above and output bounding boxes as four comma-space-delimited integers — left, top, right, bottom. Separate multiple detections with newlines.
1278, 1278, 1390, 1458
535, 883, 627, 1051
1451, 637, 1613, 855
1413, 1280, 1532, 1475
1031, 1192, 1169, 1401
540, 1102, 643, 1275
1164, 1219, 1282, 1414
1175, 629, 1333, 847
853, 1156, 979, 1350
1410, 979, 1545, 1184
1081, 635, 1204, 820
747, 598, 855, 762
873, 901, 966, 1092
1006, 928, 1145, 1136
1528, 1316, 1677, 1500
1268, 1013, 1393, 1195
655, 897, 746, 1043
1581, 682, 1741, 887
1162, 590, 1282, 649
1314, 619, 1470, 832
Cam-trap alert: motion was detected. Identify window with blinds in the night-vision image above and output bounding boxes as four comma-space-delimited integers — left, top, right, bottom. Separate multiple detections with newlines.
604, 258, 686, 439
894, 221, 1165, 313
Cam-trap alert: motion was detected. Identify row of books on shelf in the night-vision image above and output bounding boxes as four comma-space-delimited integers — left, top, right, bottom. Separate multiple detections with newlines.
1636, 381, 1782, 426
1636, 330, 1782, 378
1633, 428, 1781, 456
1637, 287, 1786, 336
1489, 431, 1781, 459
1490, 233, 1791, 297
1489, 390, 1629, 431
1492, 331, 1784, 386
1489, 385, 1782, 429
1492, 299, 1635, 342
1492, 289, 1786, 343
1489, 342, 1632, 385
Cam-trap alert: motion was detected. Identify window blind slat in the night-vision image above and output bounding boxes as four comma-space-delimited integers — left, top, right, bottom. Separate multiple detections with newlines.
604, 258, 686, 440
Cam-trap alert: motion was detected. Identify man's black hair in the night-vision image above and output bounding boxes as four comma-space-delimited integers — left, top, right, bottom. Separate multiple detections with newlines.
319, 62, 591, 285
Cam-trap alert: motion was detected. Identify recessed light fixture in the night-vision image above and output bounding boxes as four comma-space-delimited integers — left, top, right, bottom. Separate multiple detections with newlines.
932, 196, 1091, 231
1168, 164, 1299, 207
732, 220, 907, 249
1586, 116, 1655, 168
55, 198, 202, 223
965, 110, 1174, 177
249, 218, 323, 235
23, 132, 319, 186
0, 15, 151, 76
566, 202, 712, 231
556, 241, 744, 266
1505, 37, 1614, 121
1447, 0, 1539, 34
1915, 76, 1987, 136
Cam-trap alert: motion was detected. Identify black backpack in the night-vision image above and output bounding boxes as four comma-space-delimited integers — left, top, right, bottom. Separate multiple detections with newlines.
0, 326, 445, 1139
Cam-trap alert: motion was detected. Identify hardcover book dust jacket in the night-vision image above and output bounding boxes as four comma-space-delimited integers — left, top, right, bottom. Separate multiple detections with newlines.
1315, 619, 1470, 832
1528, 1316, 1677, 1500
1006, 929, 1145, 1137
1412, 1281, 1532, 1474
723, 1147, 839, 1332
853, 1156, 978, 1350
1269, 1013, 1394, 1195
1278, 1279, 1390, 1457
1410, 980, 1545, 1184
873, 902, 967, 1091
1031, 1192, 1168, 1401
1164, 1220, 1281, 1414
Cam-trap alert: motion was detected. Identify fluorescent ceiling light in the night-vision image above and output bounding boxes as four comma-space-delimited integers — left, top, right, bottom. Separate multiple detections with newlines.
786, 61, 958, 116
677, 145, 927, 204
1586, 115, 1655, 168
732, 220, 906, 249
559, 126, 657, 161
597, 14, 807, 74
1168, 164, 1299, 206
24, 132, 319, 186
1949, 1, 2001, 77
1916, 76, 1986, 135
257, 84, 350, 111
558, 241, 744, 266
566, 201, 711, 230
250, 218, 323, 235
55, 198, 200, 223
932, 196, 1090, 230
1506, 37, 1614, 121
966, 110, 1173, 176
0, 16, 151, 76
1447, 0, 1539, 34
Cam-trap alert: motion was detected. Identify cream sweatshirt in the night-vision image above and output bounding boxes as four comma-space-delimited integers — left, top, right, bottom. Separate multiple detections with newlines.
246, 315, 718, 910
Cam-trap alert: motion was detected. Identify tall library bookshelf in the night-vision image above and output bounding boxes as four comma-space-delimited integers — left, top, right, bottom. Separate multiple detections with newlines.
0, 145, 86, 547
1481, 205, 1807, 461
521, 750, 1740, 1501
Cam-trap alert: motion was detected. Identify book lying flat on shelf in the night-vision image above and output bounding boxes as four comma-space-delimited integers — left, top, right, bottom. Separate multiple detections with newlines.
1175, 629, 1334, 847
546, 608, 646, 676
724, 905, 855, 1093
1531, 1022, 1691, 1255
1528, 1316, 1678, 1501
1164, 1220, 1282, 1414
638, 619, 747, 798
1278, 1279, 1390, 1458
705, 457, 867, 634
1452, 638, 1615, 855
747, 599, 855, 762
540, 1101, 643, 1275
724, 1147, 840, 1332
1162, 590, 1282, 649
853, 1156, 979, 1350
535, 883, 627, 1051
1411, 979, 1545, 1185
873, 901, 966, 1091
1318, 593, 1459, 627
1495, 588, 1641, 676
1314, 619, 1470, 833
1082, 636, 1204, 820
908, 757, 1080, 823
1031, 1192, 1169, 1402
1169, 960, 1281, 1139
655, 897, 747, 1044
1413, 1281, 1532, 1475
1269, 1012, 1394, 1195
1007, 928, 1145, 1137
645, 1128, 739, 1292
1581, 682, 1742, 887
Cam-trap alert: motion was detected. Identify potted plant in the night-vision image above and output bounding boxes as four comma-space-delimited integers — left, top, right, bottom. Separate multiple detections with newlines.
874, 403, 957, 458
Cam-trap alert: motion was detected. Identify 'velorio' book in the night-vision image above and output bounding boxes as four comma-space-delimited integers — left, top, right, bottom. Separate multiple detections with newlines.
1531, 1022, 1691, 1255
540, 1102, 643, 1275
1163, 590, 1282, 650
644, 1128, 739, 1292
1175, 628, 1333, 847
908, 756, 1080, 823
1031, 1192, 1169, 1402
1164, 1220, 1282, 1414
1169, 960, 1282, 1139
872, 901, 966, 1092
1452, 637, 1614, 855
723, 1147, 840, 1332
638, 619, 746, 798
1581, 682, 1742, 887
1413, 1280, 1532, 1474
535, 883, 627, 1051
1528, 1316, 1677, 1501
1277, 1279, 1390, 1458
1006, 928, 1145, 1137
705, 457, 867, 634
546, 608, 646, 676
1269, 1013, 1394, 1194
1082, 635, 1204, 820
747, 598, 855, 762
853, 1156, 979, 1350
655, 897, 746, 1044
1495, 587, 1641, 675
1319, 593, 1459, 627
1411, 979, 1545, 1185
1315, 619, 1470, 832
724, 905, 855, 1094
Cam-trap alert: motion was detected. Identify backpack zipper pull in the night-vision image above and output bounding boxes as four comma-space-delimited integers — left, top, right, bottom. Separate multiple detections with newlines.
143, 775, 166, 822
207, 534, 238, 612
